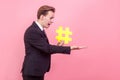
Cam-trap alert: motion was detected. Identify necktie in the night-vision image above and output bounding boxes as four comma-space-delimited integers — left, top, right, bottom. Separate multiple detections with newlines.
42, 30, 49, 43
42, 30, 47, 37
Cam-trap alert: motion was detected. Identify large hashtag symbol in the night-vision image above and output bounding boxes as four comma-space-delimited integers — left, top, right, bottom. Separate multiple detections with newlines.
56, 26, 72, 44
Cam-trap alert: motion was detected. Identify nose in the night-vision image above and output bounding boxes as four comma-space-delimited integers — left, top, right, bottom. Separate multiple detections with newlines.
50, 19, 54, 24
50, 21, 53, 24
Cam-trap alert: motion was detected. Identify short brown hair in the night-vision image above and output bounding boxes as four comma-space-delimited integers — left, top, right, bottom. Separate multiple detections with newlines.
37, 5, 55, 19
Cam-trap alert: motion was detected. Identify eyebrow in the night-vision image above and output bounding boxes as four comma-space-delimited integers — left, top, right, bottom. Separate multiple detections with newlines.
50, 17, 54, 19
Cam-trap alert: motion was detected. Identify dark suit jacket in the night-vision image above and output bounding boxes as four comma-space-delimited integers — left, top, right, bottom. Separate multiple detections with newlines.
21, 21, 71, 76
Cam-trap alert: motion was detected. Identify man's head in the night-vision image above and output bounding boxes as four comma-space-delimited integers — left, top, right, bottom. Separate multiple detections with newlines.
37, 5, 55, 28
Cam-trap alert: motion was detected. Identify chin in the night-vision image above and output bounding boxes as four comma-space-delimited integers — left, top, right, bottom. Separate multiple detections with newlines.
47, 25, 50, 28
45, 26, 49, 29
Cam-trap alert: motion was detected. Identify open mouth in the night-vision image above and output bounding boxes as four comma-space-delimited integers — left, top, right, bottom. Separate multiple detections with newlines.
48, 23, 50, 26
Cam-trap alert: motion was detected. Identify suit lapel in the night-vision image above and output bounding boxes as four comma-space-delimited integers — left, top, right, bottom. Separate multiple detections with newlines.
32, 21, 49, 43
42, 30, 49, 43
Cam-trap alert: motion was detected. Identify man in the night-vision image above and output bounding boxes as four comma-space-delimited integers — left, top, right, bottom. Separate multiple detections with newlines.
21, 5, 86, 80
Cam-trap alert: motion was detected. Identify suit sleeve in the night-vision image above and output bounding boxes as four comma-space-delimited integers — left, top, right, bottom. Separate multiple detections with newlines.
25, 30, 71, 55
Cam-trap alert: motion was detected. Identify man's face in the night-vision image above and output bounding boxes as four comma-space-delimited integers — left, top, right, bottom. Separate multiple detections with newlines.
42, 11, 55, 28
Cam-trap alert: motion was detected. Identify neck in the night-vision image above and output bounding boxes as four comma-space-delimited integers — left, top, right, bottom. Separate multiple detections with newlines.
37, 19, 44, 28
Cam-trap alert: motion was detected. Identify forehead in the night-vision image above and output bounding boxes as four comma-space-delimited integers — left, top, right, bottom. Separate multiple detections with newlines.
46, 11, 55, 17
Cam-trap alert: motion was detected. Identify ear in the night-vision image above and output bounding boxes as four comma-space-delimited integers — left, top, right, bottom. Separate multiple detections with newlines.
40, 15, 45, 20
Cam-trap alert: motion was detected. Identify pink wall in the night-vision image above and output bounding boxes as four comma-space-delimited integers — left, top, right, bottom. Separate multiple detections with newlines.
0, 0, 120, 80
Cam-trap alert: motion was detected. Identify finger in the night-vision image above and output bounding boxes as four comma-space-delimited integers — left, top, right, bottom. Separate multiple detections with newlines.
79, 46, 87, 49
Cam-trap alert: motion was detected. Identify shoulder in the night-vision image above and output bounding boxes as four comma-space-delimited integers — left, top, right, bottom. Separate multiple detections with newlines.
25, 22, 41, 34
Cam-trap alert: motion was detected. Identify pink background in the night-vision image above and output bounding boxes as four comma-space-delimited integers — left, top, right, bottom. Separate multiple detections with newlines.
0, 0, 120, 80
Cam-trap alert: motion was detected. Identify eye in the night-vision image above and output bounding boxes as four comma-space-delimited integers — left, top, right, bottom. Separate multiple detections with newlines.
50, 17, 54, 19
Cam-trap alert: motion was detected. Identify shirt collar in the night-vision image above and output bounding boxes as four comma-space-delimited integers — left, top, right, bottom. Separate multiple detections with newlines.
35, 21, 44, 31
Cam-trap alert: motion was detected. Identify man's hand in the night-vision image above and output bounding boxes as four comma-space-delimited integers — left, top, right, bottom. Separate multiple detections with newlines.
70, 46, 87, 50
57, 41, 64, 46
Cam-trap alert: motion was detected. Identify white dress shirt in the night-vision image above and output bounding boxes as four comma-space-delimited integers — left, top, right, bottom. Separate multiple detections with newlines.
35, 21, 44, 31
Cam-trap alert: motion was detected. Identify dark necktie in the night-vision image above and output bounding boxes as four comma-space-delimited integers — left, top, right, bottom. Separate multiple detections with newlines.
42, 30, 47, 37
42, 30, 49, 43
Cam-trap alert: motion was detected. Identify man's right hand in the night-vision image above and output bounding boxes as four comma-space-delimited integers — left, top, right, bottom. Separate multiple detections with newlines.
70, 46, 87, 50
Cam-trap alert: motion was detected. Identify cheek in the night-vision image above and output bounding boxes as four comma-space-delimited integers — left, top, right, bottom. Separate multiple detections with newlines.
45, 18, 50, 22
44, 19, 48, 24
